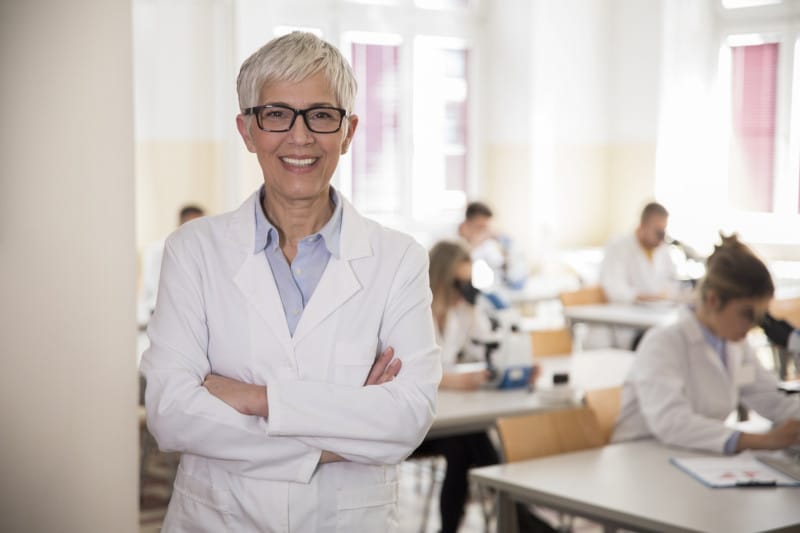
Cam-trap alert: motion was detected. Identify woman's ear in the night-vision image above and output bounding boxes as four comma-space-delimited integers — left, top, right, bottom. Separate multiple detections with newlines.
704, 289, 721, 312
236, 115, 257, 153
341, 114, 359, 155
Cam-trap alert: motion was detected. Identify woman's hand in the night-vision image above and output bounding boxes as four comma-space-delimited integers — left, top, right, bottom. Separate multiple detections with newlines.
203, 374, 268, 417
364, 347, 401, 385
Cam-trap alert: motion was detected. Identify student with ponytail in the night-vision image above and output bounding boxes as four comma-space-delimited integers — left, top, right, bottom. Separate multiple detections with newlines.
612, 234, 800, 453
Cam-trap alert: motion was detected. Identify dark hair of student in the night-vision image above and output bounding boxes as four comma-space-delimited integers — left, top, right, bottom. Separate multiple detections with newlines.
698, 233, 774, 307
639, 202, 669, 225
179, 205, 205, 222
465, 201, 493, 220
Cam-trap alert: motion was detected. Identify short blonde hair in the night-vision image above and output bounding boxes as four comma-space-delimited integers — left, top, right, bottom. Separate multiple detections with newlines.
236, 32, 357, 113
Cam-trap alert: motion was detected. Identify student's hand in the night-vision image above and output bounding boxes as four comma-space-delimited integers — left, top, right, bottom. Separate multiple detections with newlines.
441, 370, 490, 391
765, 419, 800, 449
364, 347, 401, 385
203, 374, 268, 417
528, 365, 541, 385
760, 312, 793, 348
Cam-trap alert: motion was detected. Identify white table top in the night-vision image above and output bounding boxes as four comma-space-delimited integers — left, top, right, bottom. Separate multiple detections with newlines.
564, 302, 681, 330
428, 389, 551, 439
535, 348, 635, 391
470, 440, 800, 533
429, 349, 635, 439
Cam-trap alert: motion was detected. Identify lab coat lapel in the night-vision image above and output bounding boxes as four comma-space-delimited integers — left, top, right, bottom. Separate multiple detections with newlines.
228, 192, 293, 347
292, 199, 372, 344
234, 252, 293, 345
682, 312, 729, 378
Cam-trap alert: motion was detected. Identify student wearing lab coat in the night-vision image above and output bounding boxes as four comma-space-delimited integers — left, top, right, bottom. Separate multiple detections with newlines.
613, 234, 800, 453
412, 241, 495, 533
599, 201, 679, 304
413, 241, 553, 533
137, 205, 205, 326
140, 32, 441, 532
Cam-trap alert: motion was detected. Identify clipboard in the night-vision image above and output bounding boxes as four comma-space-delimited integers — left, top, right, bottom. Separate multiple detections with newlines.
671, 454, 800, 488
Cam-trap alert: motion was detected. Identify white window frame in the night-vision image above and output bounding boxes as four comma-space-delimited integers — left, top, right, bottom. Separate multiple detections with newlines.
715, 0, 800, 244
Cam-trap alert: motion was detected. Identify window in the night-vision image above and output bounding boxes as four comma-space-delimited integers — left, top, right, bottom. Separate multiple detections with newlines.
711, 0, 800, 244
346, 35, 402, 214
413, 37, 470, 217
727, 41, 779, 212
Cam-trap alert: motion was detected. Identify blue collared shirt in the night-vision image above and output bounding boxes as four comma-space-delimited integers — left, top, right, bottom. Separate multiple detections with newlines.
254, 186, 343, 336
697, 319, 740, 454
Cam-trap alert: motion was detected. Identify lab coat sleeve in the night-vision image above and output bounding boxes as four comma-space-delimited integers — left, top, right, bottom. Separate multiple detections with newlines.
140, 237, 321, 483
267, 240, 442, 465
598, 242, 637, 304
629, 330, 735, 452
739, 345, 800, 422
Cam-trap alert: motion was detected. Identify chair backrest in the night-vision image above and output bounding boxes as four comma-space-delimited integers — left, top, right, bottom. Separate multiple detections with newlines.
559, 285, 608, 307
496, 406, 605, 463
583, 386, 622, 444
769, 297, 800, 328
530, 328, 573, 357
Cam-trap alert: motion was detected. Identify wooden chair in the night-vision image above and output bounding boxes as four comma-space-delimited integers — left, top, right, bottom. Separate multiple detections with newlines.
559, 285, 607, 308
560, 285, 618, 349
530, 328, 573, 357
496, 406, 605, 463
769, 297, 800, 326
583, 386, 622, 444
496, 407, 606, 531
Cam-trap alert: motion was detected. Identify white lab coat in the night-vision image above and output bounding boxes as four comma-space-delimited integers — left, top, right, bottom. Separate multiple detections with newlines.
612, 309, 800, 453
140, 190, 442, 532
599, 233, 678, 303
437, 302, 492, 369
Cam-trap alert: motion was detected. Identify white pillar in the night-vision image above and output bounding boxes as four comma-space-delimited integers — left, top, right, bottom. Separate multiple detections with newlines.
0, 1, 138, 532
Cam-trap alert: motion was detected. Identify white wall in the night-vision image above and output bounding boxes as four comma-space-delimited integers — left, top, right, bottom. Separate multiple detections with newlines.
483, 0, 615, 264
0, 1, 138, 531
607, 0, 663, 236
482, 0, 666, 260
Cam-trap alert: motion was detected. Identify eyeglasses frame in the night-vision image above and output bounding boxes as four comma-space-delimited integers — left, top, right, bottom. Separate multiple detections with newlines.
242, 104, 348, 134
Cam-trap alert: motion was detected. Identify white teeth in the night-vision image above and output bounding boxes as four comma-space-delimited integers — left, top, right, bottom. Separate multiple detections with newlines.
281, 157, 316, 167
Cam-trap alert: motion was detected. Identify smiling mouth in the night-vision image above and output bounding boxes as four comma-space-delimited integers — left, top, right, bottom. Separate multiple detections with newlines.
280, 156, 318, 168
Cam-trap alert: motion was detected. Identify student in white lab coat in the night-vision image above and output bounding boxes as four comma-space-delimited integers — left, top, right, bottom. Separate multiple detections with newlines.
413, 241, 553, 533
137, 205, 205, 326
613, 234, 800, 453
140, 32, 441, 533
599, 201, 680, 304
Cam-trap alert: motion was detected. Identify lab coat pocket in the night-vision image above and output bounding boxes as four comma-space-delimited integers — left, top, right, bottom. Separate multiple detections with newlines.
336, 481, 398, 533
164, 465, 239, 532
332, 339, 379, 386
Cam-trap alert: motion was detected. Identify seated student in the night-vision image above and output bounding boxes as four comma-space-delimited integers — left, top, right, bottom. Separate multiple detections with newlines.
414, 241, 553, 533
612, 234, 800, 453
458, 201, 527, 291
599, 201, 680, 304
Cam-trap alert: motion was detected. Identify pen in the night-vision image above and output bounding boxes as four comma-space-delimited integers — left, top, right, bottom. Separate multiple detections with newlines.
735, 480, 777, 487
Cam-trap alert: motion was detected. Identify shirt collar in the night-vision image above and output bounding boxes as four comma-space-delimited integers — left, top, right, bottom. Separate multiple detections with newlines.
695, 314, 727, 356
253, 186, 343, 257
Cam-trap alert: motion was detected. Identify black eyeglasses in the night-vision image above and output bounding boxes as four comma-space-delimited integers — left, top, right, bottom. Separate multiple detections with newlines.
242, 104, 347, 134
